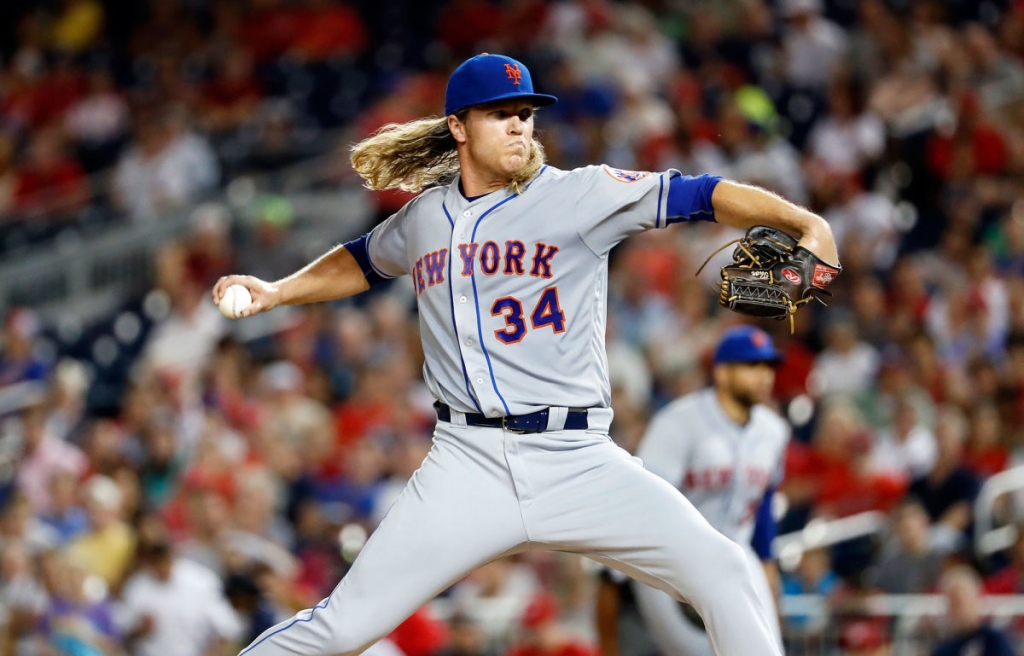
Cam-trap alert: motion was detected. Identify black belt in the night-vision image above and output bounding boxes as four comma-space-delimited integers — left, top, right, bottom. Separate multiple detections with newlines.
433, 402, 589, 433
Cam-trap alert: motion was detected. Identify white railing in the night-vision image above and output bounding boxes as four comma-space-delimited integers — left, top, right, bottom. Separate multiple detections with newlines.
774, 511, 891, 571
975, 465, 1024, 557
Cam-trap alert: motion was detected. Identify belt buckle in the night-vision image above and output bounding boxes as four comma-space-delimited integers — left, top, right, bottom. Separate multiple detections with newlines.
501, 416, 528, 434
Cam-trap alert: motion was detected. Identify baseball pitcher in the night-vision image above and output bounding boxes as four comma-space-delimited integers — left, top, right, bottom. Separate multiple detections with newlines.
213, 54, 840, 656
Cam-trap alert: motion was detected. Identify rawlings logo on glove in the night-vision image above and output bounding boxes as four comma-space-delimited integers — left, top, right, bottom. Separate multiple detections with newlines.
697, 226, 841, 332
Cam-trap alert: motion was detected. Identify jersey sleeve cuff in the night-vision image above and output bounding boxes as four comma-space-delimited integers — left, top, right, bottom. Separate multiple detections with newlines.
665, 173, 721, 225
344, 233, 392, 286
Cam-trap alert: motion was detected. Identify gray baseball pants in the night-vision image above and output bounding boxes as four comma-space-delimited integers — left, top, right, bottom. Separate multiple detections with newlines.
237, 410, 782, 656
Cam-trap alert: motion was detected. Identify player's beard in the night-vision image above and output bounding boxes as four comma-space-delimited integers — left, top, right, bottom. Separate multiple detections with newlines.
725, 382, 765, 410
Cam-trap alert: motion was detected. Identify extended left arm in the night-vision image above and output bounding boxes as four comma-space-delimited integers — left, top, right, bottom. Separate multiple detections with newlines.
711, 180, 839, 266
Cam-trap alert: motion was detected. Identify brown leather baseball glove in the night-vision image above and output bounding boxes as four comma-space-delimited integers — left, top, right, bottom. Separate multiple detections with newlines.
698, 226, 841, 332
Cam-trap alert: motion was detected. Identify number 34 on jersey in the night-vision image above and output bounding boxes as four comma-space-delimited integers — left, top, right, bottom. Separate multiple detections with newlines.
413, 240, 566, 346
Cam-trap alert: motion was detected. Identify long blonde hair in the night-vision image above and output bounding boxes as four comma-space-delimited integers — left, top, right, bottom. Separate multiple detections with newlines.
349, 112, 546, 195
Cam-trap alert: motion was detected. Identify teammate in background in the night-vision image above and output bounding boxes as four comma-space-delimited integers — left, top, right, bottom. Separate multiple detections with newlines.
214, 53, 839, 656
614, 326, 789, 656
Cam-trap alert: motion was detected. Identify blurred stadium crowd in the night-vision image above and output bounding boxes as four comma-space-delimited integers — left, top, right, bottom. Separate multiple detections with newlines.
2, 0, 1024, 654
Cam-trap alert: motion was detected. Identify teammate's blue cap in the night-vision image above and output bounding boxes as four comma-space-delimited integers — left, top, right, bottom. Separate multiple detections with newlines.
712, 326, 781, 365
445, 54, 558, 116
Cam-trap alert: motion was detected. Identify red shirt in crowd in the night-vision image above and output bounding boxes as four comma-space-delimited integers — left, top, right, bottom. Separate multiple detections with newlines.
963, 445, 1010, 480
784, 440, 907, 518
14, 158, 87, 215
388, 607, 450, 656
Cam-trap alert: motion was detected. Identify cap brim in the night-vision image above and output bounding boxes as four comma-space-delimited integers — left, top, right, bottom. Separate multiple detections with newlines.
450, 93, 558, 115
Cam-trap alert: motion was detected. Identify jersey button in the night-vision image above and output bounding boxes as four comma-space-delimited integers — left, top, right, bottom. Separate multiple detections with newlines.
459, 295, 467, 303
491, 410, 501, 417
476, 377, 484, 385
463, 210, 472, 217
465, 338, 473, 346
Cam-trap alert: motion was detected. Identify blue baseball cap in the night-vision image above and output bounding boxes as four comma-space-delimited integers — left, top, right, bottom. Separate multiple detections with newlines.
445, 54, 558, 116
712, 326, 781, 365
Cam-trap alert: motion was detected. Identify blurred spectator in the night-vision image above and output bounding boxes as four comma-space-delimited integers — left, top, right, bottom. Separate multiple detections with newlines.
112, 107, 219, 222
237, 194, 309, 282
63, 68, 131, 172
837, 619, 890, 656
36, 548, 120, 655
0, 308, 48, 386
780, 0, 849, 91
451, 558, 542, 647
141, 244, 228, 386
783, 547, 840, 598
65, 474, 136, 588
39, 469, 88, 544
985, 523, 1024, 594
199, 47, 264, 136
224, 570, 278, 647
13, 126, 88, 219
45, 358, 90, 442
0, 492, 58, 555
907, 405, 980, 551
186, 203, 237, 288
963, 402, 1011, 479
868, 498, 945, 594
821, 176, 900, 271
116, 523, 242, 656
868, 394, 937, 482
806, 77, 885, 178
0, 540, 48, 649
439, 612, 499, 656
931, 566, 1014, 656
138, 414, 183, 509
504, 592, 597, 656
783, 398, 905, 519
225, 467, 296, 575
15, 398, 88, 514
177, 478, 233, 576
808, 317, 881, 397
781, 547, 840, 634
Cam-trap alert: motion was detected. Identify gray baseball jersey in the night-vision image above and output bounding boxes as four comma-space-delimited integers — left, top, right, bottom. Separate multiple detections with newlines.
365, 164, 708, 417
236, 165, 784, 656
637, 388, 789, 547
632, 388, 788, 656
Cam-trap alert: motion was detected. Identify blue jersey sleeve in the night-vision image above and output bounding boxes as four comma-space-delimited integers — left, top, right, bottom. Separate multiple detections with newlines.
751, 486, 776, 560
666, 174, 720, 224
343, 233, 387, 286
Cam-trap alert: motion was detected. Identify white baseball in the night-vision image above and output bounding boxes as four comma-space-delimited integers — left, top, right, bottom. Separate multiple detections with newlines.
218, 284, 253, 319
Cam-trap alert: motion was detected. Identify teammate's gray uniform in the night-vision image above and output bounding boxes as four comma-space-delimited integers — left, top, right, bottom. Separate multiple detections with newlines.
633, 388, 789, 656
237, 165, 782, 656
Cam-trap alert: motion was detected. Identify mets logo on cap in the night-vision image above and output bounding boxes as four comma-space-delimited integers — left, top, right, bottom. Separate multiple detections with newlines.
504, 63, 522, 85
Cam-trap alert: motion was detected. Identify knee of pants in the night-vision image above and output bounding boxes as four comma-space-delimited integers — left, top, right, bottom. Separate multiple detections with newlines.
691, 535, 751, 588
716, 538, 751, 580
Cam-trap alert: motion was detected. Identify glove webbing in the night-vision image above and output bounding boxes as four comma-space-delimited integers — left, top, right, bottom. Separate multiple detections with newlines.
717, 275, 816, 333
